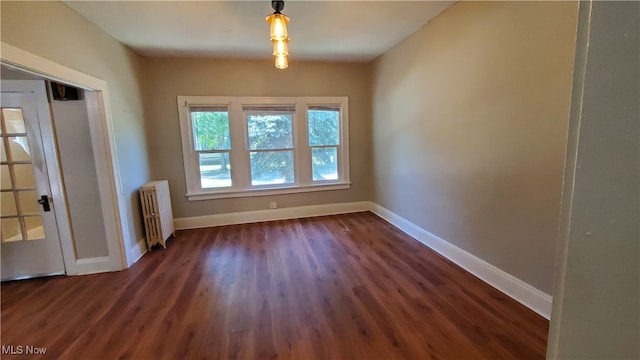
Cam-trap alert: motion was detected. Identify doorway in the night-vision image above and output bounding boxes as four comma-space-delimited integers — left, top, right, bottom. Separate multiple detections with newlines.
1, 44, 130, 276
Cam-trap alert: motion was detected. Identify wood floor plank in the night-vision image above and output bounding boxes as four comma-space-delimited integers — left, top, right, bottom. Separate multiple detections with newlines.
1, 212, 549, 359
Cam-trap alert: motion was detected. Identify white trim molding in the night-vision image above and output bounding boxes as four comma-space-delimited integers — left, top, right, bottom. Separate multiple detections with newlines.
175, 201, 370, 230
368, 202, 553, 319
186, 182, 351, 201
127, 238, 148, 267
75, 256, 118, 275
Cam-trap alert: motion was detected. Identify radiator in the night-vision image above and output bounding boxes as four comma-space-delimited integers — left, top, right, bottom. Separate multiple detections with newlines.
140, 180, 175, 250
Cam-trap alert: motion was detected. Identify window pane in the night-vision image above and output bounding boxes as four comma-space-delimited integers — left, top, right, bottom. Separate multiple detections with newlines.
13, 164, 35, 188
24, 216, 44, 240
250, 150, 294, 185
312, 147, 338, 181
1, 141, 6, 162
1, 165, 12, 190
191, 111, 230, 150
308, 109, 339, 146
8, 137, 31, 161
18, 190, 40, 215
199, 152, 231, 188
247, 114, 293, 150
1, 218, 22, 242
2, 109, 26, 134
1, 192, 17, 216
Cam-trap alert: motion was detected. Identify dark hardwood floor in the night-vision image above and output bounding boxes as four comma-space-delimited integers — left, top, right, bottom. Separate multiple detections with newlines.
1, 212, 548, 359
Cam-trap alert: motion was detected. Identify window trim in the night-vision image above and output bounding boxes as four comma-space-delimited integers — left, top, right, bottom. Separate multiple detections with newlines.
177, 96, 350, 201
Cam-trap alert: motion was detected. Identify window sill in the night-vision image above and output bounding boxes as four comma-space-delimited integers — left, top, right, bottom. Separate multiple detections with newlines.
185, 182, 351, 201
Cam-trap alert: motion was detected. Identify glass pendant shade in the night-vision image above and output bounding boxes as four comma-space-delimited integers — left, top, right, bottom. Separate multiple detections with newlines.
275, 54, 288, 69
273, 39, 289, 56
266, 13, 289, 41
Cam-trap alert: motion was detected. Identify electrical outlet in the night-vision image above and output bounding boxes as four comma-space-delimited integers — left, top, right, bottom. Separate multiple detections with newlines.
269, 201, 278, 209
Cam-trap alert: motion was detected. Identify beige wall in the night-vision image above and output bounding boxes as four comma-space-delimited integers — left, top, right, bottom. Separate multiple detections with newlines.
548, 1, 640, 358
372, 1, 578, 294
1, 1, 151, 249
144, 58, 372, 218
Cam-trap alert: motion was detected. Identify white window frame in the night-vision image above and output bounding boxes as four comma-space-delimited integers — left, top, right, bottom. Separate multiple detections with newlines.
177, 96, 350, 200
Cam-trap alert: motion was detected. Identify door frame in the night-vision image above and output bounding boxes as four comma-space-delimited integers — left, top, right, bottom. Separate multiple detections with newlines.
1, 42, 130, 274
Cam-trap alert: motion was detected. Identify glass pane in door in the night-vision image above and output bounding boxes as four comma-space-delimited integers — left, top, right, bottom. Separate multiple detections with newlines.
18, 191, 40, 214
8, 137, 31, 161
13, 164, 36, 188
1, 192, 17, 216
24, 217, 44, 240
0, 106, 44, 244
1, 165, 11, 190
1, 218, 22, 242
2, 108, 26, 134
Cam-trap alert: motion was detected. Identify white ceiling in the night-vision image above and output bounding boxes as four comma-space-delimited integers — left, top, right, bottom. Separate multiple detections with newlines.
62, 1, 455, 61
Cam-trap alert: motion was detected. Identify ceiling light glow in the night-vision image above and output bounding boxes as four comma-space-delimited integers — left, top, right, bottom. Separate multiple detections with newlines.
266, 1, 290, 69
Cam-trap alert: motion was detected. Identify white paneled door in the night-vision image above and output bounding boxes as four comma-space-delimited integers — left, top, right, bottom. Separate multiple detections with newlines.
1, 81, 65, 280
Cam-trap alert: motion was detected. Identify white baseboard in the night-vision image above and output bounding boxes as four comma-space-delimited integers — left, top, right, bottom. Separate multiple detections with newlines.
174, 201, 371, 230
77, 239, 146, 273
75, 256, 116, 275
127, 238, 148, 266
368, 202, 553, 319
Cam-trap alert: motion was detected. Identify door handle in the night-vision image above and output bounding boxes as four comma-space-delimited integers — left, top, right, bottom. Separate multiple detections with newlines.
37, 195, 51, 212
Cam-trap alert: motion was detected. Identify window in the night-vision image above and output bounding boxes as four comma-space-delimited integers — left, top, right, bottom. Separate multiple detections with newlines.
308, 106, 340, 181
245, 105, 295, 186
178, 97, 349, 200
190, 106, 231, 189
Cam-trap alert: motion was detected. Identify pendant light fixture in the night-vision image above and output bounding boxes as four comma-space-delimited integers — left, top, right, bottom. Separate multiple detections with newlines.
266, 0, 290, 69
